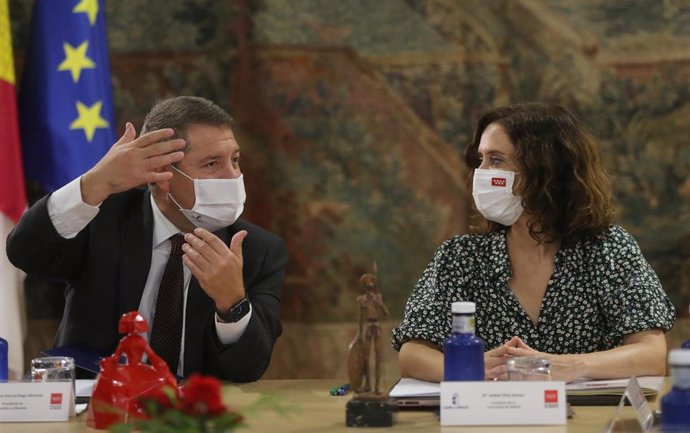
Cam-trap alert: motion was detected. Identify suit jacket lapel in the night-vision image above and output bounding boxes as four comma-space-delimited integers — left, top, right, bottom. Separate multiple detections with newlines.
118, 190, 154, 315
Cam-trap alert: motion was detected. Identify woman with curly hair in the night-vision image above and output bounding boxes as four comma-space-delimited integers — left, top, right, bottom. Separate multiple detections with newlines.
392, 102, 676, 382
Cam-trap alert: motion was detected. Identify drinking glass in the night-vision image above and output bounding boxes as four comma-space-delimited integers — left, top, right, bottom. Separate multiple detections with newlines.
31, 356, 76, 389
506, 356, 552, 381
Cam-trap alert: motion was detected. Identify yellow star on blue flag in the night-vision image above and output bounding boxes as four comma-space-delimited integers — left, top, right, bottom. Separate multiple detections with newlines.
70, 101, 110, 142
57, 41, 95, 83
72, 0, 99, 26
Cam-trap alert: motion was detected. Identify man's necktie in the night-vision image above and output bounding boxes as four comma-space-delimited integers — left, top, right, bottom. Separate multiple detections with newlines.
150, 234, 185, 375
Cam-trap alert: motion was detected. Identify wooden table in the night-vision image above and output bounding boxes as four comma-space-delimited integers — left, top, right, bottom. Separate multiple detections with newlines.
2, 379, 658, 432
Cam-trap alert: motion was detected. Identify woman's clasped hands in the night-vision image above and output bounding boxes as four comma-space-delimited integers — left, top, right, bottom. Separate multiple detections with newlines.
486, 336, 586, 383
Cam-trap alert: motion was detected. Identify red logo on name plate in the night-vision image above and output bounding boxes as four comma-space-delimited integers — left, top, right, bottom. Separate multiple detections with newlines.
544, 390, 558, 404
491, 177, 506, 187
50, 393, 63, 405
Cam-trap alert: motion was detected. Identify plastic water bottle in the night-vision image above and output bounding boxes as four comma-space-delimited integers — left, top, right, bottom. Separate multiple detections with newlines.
661, 349, 690, 431
0, 336, 8, 382
443, 301, 485, 381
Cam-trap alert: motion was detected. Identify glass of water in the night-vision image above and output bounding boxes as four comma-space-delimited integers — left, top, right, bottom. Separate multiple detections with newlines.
31, 356, 75, 387
506, 356, 552, 381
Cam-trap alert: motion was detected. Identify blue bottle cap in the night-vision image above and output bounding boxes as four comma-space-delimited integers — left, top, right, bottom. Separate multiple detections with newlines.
669, 349, 690, 366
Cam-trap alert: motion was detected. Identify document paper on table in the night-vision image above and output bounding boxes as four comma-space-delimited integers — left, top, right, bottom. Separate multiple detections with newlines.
388, 376, 664, 407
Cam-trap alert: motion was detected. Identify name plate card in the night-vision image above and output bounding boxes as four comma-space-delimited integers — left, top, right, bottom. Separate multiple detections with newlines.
626, 376, 654, 431
603, 377, 655, 433
0, 381, 74, 422
440, 381, 567, 426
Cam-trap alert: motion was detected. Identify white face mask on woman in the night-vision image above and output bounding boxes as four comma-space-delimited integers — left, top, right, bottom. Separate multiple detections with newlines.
168, 165, 246, 231
472, 168, 524, 226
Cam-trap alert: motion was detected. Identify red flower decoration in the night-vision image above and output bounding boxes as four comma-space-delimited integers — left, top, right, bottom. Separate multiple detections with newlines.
178, 373, 227, 417
111, 374, 244, 433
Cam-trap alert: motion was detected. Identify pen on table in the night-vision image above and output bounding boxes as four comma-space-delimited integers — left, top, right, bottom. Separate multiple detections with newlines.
329, 383, 351, 396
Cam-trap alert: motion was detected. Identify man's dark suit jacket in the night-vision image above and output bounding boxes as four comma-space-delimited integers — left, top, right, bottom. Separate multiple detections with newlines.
6, 188, 288, 382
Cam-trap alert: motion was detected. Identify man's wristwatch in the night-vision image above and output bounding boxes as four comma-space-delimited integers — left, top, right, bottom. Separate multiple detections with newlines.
216, 297, 251, 323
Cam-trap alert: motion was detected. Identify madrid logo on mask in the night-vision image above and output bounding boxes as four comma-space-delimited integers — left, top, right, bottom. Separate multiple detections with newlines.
491, 177, 507, 187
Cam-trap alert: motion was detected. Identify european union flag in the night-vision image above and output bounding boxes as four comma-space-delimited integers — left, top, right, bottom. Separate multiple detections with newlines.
19, 0, 115, 192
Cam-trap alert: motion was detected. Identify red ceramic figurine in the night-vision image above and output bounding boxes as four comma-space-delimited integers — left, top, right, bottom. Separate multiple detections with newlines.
87, 311, 177, 429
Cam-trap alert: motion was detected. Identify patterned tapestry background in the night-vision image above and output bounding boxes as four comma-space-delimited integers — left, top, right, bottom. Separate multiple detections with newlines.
10, 0, 690, 327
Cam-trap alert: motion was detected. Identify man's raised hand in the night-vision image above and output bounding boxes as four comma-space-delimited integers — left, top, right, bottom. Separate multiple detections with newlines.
81, 123, 185, 205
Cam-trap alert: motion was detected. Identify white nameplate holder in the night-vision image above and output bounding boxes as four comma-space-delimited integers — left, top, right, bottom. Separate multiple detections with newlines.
0, 381, 75, 422
602, 377, 654, 433
440, 381, 567, 426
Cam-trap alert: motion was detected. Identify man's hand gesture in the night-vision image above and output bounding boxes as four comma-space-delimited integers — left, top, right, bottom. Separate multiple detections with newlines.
182, 228, 247, 311
81, 122, 185, 205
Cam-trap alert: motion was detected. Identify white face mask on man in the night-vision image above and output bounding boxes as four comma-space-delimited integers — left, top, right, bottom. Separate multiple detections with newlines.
168, 164, 246, 232
472, 168, 524, 226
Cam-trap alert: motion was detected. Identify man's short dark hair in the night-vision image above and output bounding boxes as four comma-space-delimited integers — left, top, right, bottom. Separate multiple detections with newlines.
141, 96, 234, 144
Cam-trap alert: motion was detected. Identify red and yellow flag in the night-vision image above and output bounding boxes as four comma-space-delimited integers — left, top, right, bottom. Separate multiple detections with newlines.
0, 0, 26, 381
0, 0, 26, 222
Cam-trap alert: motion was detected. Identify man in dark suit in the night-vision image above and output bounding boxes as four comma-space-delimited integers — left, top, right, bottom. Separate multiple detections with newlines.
7, 96, 288, 382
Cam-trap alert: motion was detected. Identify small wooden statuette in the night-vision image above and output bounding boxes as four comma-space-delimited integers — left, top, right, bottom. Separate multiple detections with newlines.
345, 267, 396, 427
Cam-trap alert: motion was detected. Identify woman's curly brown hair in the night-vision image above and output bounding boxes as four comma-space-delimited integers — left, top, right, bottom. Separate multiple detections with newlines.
464, 102, 614, 244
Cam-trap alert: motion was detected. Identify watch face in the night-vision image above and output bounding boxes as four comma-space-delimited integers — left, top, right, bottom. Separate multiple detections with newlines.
234, 299, 250, 319
222, 298, 250, 322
